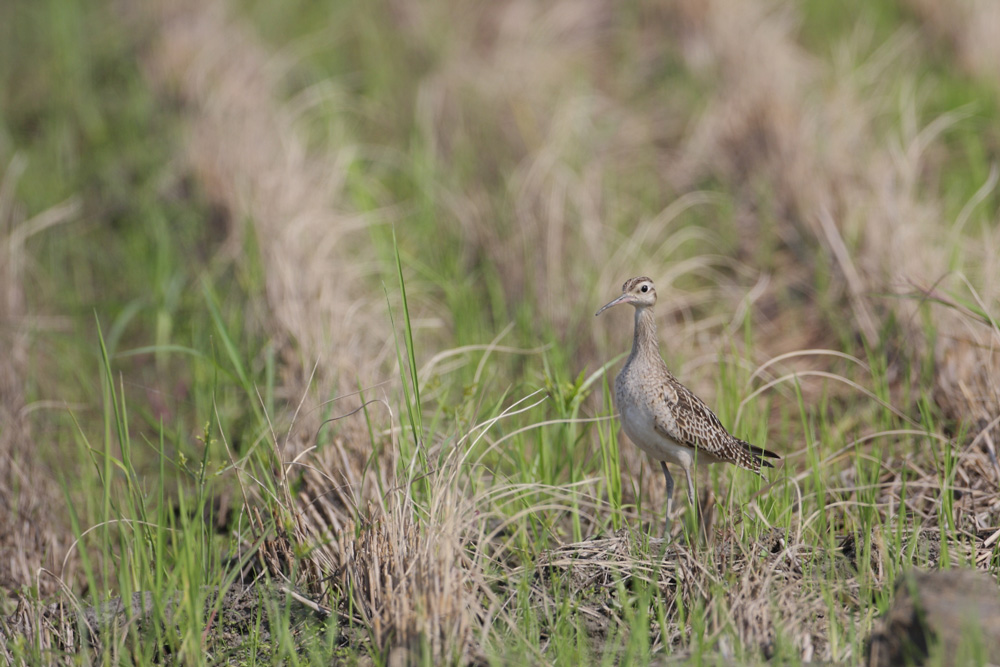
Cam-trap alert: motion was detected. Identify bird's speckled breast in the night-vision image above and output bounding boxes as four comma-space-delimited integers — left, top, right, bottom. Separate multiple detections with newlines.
616, 362, 692, 466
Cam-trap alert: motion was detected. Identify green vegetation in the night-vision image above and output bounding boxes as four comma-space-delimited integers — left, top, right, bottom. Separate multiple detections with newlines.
2, 0, 999, 664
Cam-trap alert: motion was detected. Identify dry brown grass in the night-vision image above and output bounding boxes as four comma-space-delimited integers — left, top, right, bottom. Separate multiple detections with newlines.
905, 0, 1000, 460
138, 1, 493, 660
138, 0, 396, 528
321, 494, 482, 660
0, 158, 79, 598
906, 0, 1000, 80
141, 0, 396, 414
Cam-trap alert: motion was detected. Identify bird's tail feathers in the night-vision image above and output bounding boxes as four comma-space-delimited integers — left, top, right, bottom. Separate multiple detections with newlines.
734, 438, 780, 475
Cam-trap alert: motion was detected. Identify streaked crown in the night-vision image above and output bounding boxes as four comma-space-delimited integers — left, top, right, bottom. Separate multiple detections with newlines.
622, 276, 654, 293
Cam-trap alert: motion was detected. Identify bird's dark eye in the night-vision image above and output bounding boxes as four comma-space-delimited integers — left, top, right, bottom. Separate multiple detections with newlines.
641, 285, 649, 293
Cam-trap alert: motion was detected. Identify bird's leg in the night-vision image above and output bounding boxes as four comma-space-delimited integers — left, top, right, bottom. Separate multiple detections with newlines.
682, 463, 698, 527
660, 461, 674, 538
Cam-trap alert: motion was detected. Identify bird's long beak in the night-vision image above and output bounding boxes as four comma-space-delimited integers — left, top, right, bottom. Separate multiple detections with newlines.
595, 293, 632, 316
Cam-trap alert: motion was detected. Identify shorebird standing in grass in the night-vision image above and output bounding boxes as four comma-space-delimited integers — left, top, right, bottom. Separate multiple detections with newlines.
596, 276, 780, 535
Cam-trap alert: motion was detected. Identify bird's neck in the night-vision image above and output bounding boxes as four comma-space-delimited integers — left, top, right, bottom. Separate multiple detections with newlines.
629, 306, 660, 363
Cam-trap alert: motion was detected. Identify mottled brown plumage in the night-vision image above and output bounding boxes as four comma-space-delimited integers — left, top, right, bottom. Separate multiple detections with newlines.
596, 276, 780, 535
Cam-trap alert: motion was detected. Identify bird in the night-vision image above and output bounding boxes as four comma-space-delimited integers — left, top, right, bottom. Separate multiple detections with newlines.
596, 276, 780, 536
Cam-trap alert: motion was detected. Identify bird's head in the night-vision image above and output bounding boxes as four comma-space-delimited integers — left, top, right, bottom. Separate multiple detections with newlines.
595, 276, 657, 316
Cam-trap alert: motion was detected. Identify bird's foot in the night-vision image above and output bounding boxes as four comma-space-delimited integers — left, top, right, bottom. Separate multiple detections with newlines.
662, 513, 676, 541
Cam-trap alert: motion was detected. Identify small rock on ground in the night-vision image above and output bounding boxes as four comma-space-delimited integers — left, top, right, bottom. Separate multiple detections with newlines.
867, 568, 1000, 666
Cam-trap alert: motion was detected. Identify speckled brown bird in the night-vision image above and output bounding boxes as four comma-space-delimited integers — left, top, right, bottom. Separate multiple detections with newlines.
596, 276, 780, 535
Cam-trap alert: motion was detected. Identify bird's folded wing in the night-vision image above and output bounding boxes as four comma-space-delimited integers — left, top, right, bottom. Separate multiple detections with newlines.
651, 381, 733, 458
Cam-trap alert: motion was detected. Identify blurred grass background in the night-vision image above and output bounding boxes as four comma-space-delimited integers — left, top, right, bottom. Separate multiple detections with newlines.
3, 0, 1000, 663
